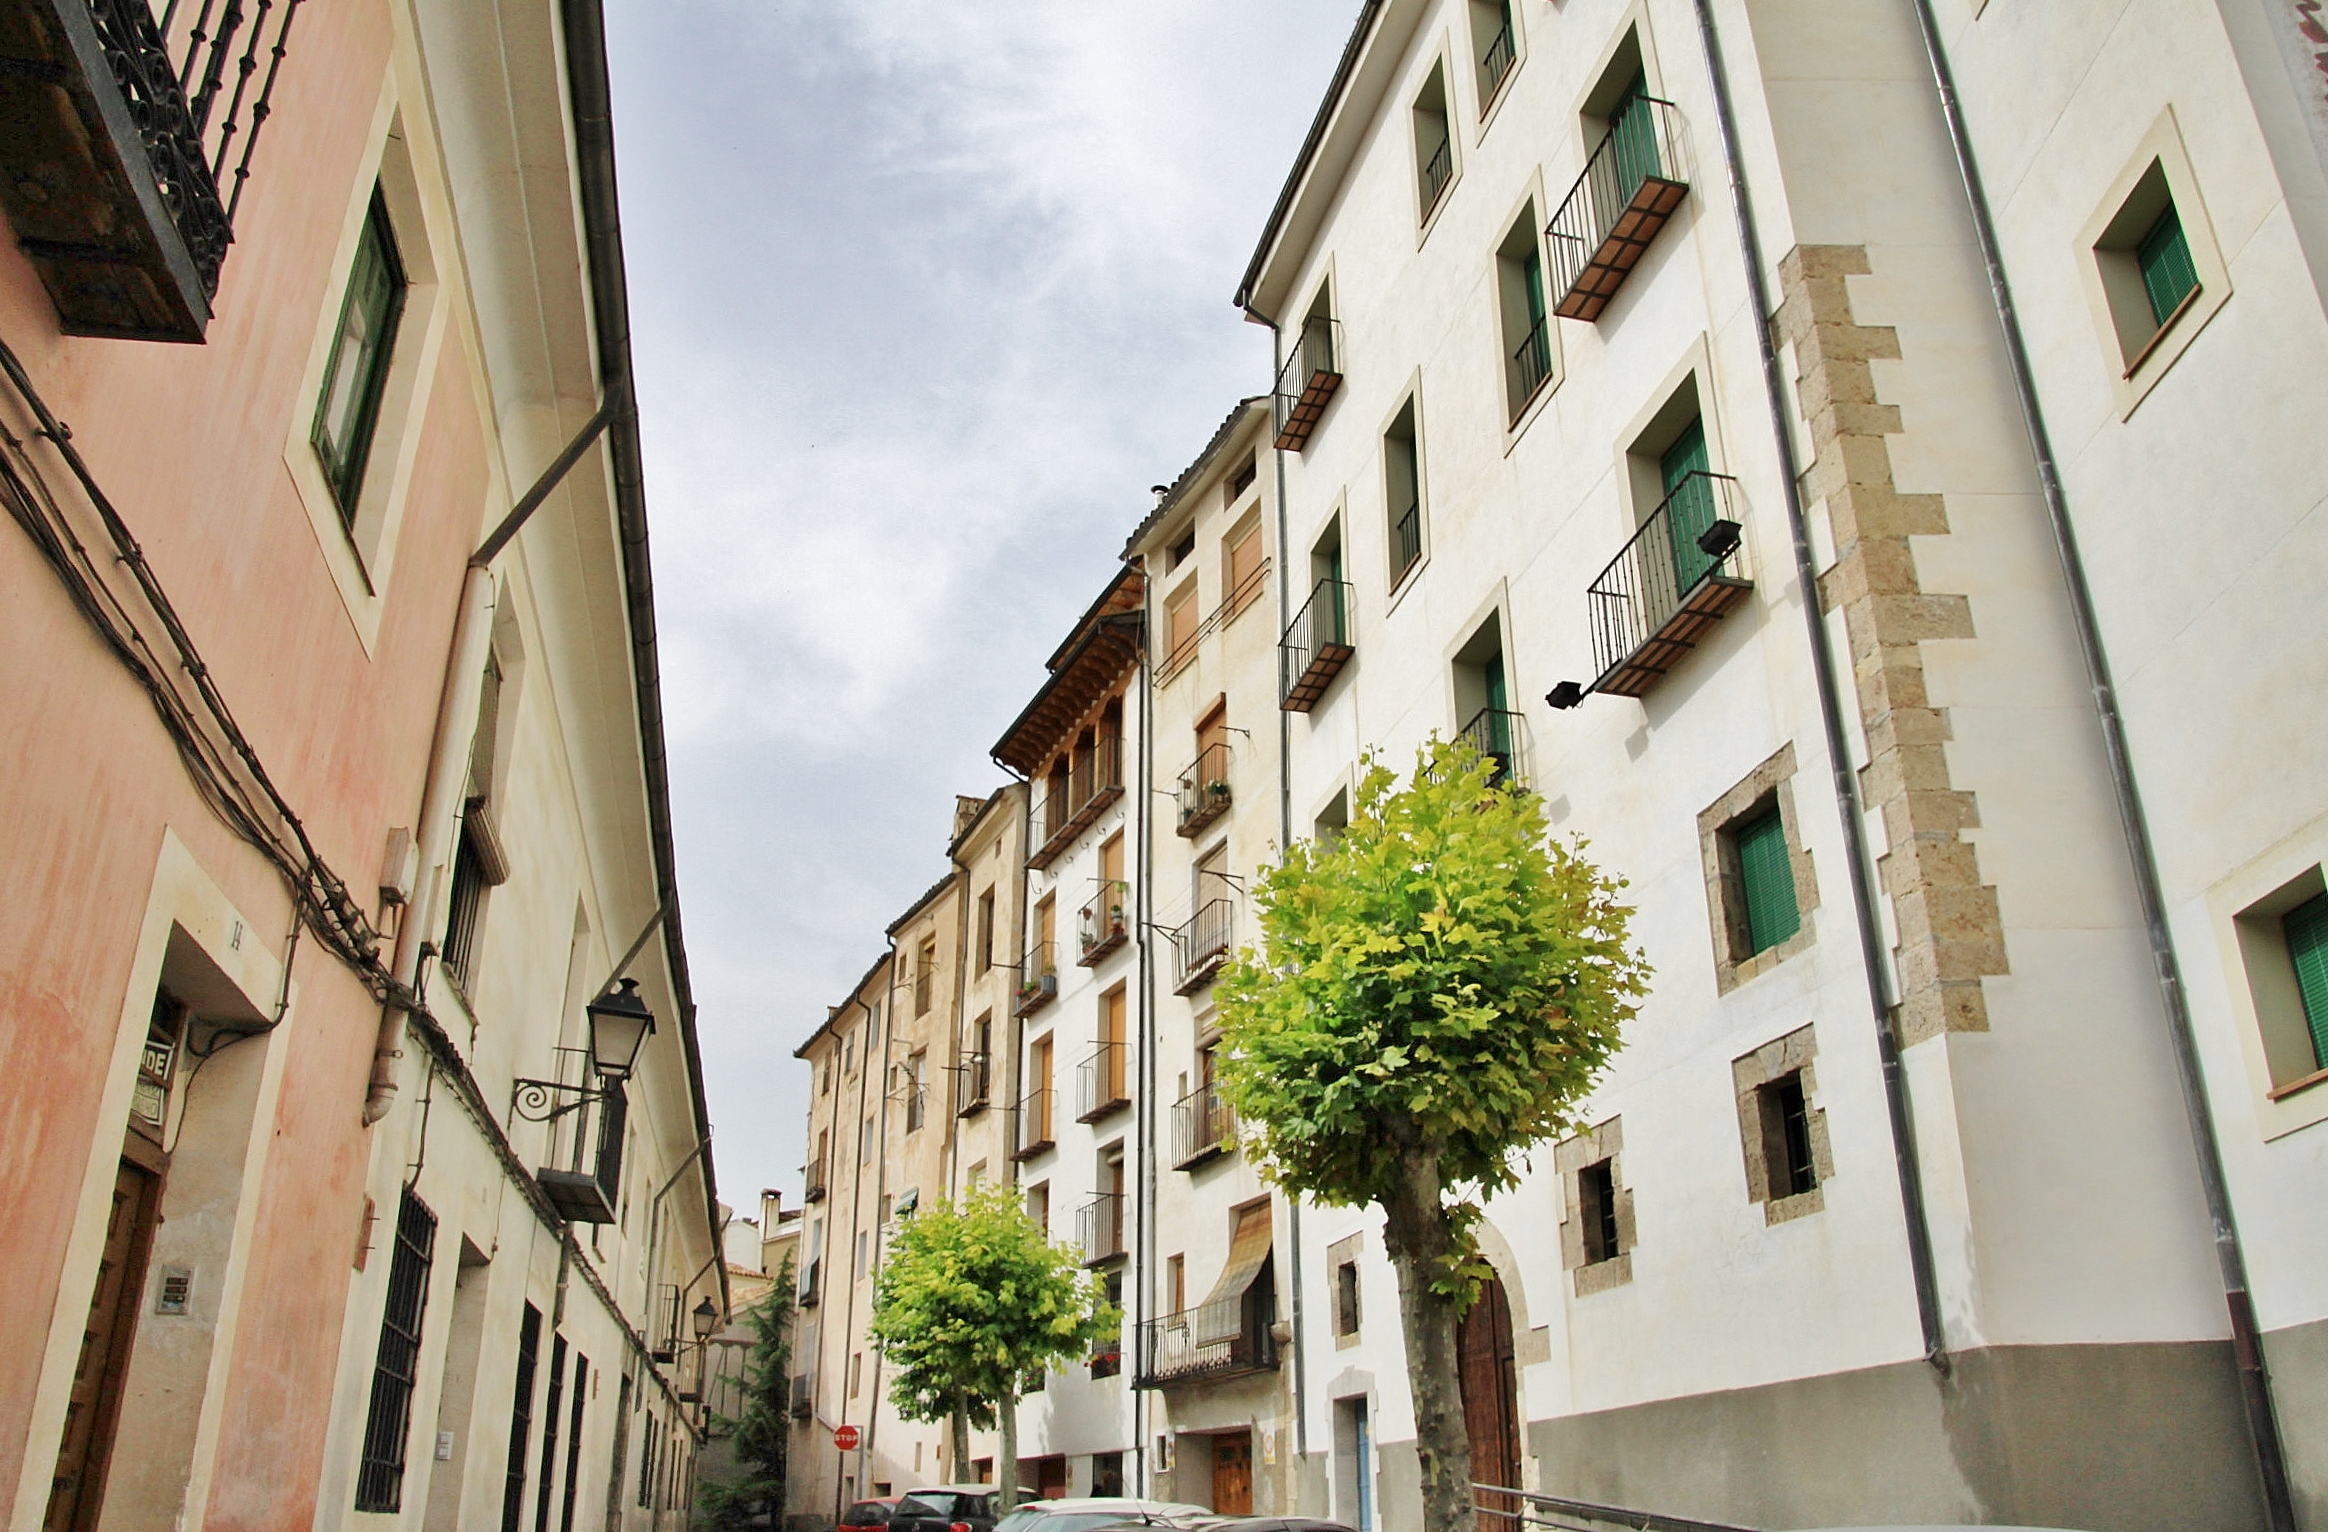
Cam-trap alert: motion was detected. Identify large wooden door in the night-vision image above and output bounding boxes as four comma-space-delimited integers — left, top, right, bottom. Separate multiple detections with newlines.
1211, 1431, 1252, 1515
1458, 1275, 1522, 1532
46, 1160, 161, 1532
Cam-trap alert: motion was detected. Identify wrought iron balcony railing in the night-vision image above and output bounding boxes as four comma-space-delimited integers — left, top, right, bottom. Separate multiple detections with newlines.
1077, 1192, 1126, 1265
1170, 899, 1234, 995
1029, 735, 1124, 870
1172, 1080, 1236, 1169
955, 1052, 991, 1117
1133, 1293, 1278, 1387
1176, 741, 1232, 838
1013, 1087, 1056, 1160
1280, 577, 1355, 713
1392, 502, 1423, 581
1274, 315, 1343, 451
1078, 1041, 1129, 1123
1479, 18, 1516, 100
1090, 1327, 1124, 1379
1078, 883, 1130, 965
1586, 471, 1751, 698
1458, 707, 1524, 787
0, 0, 303, 340
803, 1154, 828, 1202
1419, 132, 1455, 217
1015, 939, 1058, 1016
1546, 95, 1689, 322
1510, 314, 1552, 414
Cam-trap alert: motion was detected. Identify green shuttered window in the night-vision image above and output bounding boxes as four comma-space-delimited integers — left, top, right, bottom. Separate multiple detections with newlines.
313, 191, 408, 521
2285, 893, 2328, 1070
2137, 204, 2199, 327
1736, 807, 1800, 956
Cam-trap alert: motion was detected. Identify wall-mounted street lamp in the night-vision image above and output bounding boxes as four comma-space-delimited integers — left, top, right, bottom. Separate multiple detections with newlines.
692, 1296, 720, 1343
514, 979, 656, 1225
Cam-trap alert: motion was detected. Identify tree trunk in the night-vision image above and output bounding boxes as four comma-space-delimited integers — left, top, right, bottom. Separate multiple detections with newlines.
997, 1385, 1019, 1511
1380, 1152, 1475, 1532
951, 1395, 971, 1487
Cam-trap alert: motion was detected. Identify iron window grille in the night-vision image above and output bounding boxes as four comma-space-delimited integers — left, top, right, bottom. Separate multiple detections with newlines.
353, 1187, 437, 1512
499, 1303, 541, 1532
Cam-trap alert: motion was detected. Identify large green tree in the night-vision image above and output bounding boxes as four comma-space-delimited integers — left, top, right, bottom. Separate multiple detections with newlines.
867, 1181, 1117, 1507
697, 1260, 793, 1530
1214, 738, 1649, 1532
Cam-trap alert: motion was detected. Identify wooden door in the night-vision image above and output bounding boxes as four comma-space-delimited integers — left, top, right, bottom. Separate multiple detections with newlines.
1211, 1431, 1252, 1515
1458, 1275, 1521, 1532
46, 1160, 160, 1532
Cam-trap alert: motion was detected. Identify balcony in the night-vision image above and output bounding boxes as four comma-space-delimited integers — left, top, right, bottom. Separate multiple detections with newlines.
1078, 1041, 1130, 1124
1029, 736, 1124, 870
1419, 132, 1455, 218
956, 1052, 991, 1117
789, 1374, 814, 1420
1170, 899, 1234, 995
1273, 315, 1343, 451
1176, 742, 1233, 838
1586, 471, 1751, 699
1077, 1192, 1126, 1266
1280, 578, 1355, 713
523, 1047, 627, 1226
1133, 1294, 1278, 1387
1078, 886, 1130, 966
1172, 1081, 1236, 1169
904, 1085, 927, 1133
0, 0, 299, 340
1090, 1329, 1124, 1380
1546, 95, 1689, 323
1458, 707, 1524, 787
1013, 1087, 1056, 1161
796, 1257, 821, 1309
1479, 19, 1516, 101
1015, 939, 1059, 1016
803, 1155, 828, 1202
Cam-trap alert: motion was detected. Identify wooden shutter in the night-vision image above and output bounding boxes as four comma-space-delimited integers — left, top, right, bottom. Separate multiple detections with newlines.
1167, 585, 1199, 659
1736, 808, 1800, 954
2286, 894, 2328, 1068
1227, 524, 1263, 609
2138, 205, 2199, 325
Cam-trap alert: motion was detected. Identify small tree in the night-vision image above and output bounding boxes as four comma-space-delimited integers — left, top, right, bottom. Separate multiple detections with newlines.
868, 1182, 1117, 1507
697, 1261, 793, 1529
1214, 739, 1649, 1532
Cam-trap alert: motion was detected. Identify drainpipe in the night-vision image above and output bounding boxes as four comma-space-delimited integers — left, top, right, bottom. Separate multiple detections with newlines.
1688, 0, 1950, 1368
364, 564, 495, 1125
1899, 1, 2296, 1520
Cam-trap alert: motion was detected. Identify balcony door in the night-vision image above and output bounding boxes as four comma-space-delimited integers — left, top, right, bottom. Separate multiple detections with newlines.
1608, 69, 1660, 194
1659, 419, 1717, 594
1458, 1275, 1522, 1532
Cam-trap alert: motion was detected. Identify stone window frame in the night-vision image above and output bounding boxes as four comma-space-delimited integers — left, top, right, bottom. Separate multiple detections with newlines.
2073, 106, 2232, 419
1732, 1024, 1836, 1226
1554, 1116, 1632, 1296
1327, 1231, 1363, 1348
1698, 742, 1820, 994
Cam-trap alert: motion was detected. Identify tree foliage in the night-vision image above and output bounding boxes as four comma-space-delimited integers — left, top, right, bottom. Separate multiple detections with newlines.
697, 1261, 793, 1530
1213, 738, 1648, 1531
868, 1181, 1118, 1501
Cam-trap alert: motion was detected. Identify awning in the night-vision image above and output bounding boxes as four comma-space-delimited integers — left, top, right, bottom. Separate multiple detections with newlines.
1195, 1202, 1274, 1340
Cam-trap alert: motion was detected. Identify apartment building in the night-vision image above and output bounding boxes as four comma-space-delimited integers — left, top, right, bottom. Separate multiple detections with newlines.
1121, 400, 1303, 1517
0, 1, 722, 1529
1233, 2, 2328, 1530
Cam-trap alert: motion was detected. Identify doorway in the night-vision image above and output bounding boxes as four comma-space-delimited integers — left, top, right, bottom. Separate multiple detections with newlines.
1458, 1275, 1521, 1532
45, 1158, 162, 1532
1211, 1430, 1252, 1515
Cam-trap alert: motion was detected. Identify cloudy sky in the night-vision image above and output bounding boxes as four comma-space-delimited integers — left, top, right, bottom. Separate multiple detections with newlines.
602, 2, 1357, 1215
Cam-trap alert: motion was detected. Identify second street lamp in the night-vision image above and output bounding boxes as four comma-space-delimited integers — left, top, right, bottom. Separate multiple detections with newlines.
586, 977, 657, 1081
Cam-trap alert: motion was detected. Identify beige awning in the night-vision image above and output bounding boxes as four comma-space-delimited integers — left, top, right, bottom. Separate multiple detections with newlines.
1195, 1201, 1275, 1340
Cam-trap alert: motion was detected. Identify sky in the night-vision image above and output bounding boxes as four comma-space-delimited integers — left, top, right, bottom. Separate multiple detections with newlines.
602, 2, 1358, 1217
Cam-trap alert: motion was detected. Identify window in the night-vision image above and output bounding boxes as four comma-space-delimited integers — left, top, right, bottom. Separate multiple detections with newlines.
1733, 1026, 1829, 1222
2286, 895, 2328, 1068
1731, 805, 1799, 956
636, 1407, 655, 1508
850, 1351, 862, 1398
1453, 614, 1515, 786
1471, 0, 1518, 107
977, 889, 995, 972
1384, 398, 1424, 583
1225, 515, 1266, 619
1164, 579, 1200, 674
915, 939, 936, 1015
1166, 1253, 1186, 1314
1334, 1260, 1361, 1336
1496, 206, 1553, 418
859, 1114, 874, 1164
354, 1189, 437, 1512
2233, 869, 2328, 1098
1093, 1450, 1125, 1497
906, 1051, 928, 1132
2079, 113, 2230, 413
2135, 203, 2198, 326
313, 189, 408, 520
501, 1304, 541, 1532
855, 1230, 869, 1282
1170, 530, 1197, 569
1228, 456, 1257, 499
1412, 63, 1455, 222
1577, 1161, 1621, 1264
1027, 1181, 1050, 1233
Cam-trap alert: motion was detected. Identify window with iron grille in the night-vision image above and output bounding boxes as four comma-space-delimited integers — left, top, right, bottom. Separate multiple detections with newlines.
354, 1188, 437, 1512
500, 1303, 542, 1532
1334, 1260, 1361, 1337
534, 1336, 568, 1532
637, 1409, 657, 1508
313, 191, 408, 520
558, 1356, 589, 1532
1578, 1160, 1622, 1264
1760, 1074, 1818, 1197
441, 820, 490, 991
593, 1084, 629, 1205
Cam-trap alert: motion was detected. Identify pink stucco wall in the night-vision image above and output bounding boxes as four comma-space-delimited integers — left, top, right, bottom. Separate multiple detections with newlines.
0, 1, 496, 1523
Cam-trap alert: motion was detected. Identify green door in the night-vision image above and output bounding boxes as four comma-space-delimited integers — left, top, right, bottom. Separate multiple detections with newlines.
1660, 420, 1717, 596
1483, 653, 1512, 772
1608, 71, 1661, 203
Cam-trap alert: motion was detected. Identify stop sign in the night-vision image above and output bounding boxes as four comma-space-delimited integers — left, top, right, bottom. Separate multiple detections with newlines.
834, 1425, 860, 1452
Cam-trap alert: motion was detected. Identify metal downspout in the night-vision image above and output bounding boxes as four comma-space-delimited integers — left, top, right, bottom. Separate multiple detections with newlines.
1133, 571, 1156, 1497
1900, 0, 2296, 1519
1688, 0, 1949, 1367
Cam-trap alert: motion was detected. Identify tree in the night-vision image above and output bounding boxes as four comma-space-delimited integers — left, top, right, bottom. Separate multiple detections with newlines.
868, 1182, 1118, 1508
697, 1259, 793, 1530
1213, 738, 1649, 1532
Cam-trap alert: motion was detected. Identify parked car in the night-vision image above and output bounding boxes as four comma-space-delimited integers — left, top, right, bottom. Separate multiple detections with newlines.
990, 1498, 1214, 1532
892, 1485, 1002, 1532
841, 1499, 906, 1527
1170, 1521, 1356, 1532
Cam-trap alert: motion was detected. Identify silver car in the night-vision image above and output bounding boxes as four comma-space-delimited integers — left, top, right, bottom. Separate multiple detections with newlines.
990, 1498, 1214, 1532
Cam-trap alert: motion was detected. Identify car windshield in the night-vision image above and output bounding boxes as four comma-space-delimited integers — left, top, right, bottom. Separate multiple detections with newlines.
841, 1507, 892, 1526
896, 1497, 950, 1517
995, 1513, 1155, 1532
